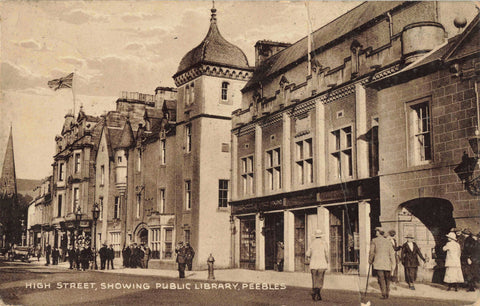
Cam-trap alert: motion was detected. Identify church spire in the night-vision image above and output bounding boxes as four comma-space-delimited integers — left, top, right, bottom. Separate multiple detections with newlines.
0, 125, 17, 199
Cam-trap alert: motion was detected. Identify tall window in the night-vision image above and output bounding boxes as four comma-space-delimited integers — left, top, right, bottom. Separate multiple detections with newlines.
221, 82, 229, 101
266, 148, 281, 190
160, 139, 166, 165
164, 228, 173, 259
190, 82, 195, 102
73, 187, 80, 211
74, 153, 81, 173
218, 180, 229, 208
295, 138, 313, 184
331, 127, 353, 179
100, 165, 105, 185
137, 149, 142, 172
136, 194, 141, 218
185, 181, 191, 210
114, 196, 120, 219
58, 163, 65, 181
408, 101, 431, 165
185, 84, 190, 105
185, 124, 192, 153
117, 156, 122, 163
241, 156, 254, 195
99, 197, 104, 220
109, 232, 121, 257
184, 229, 191, 244
151, 228, 161, 259
158, 188, 165, 213
57, 194, 62, 217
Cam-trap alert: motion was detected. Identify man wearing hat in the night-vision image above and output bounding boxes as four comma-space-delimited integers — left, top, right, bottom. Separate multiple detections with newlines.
369, 227, 395, 299
306, 229, 329, 301
461, 229, 476, 291
400, 234, 426, 290
175, 241, 187, 278
98, 243, 108, 270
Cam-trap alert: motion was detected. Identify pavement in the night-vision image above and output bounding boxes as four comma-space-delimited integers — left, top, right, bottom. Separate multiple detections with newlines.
26, 257, 480, 304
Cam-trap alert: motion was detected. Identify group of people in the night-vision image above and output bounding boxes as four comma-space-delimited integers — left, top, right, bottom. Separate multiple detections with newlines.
122, 243, 151, 269
98, 244, 115, 270
175, 241, 195, 278
66, 245, 94, 271
443, 228, 480, 292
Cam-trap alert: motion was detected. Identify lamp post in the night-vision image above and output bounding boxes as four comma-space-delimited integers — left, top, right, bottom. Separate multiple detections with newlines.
92, 203, 100, 270
74, 206, 82, 249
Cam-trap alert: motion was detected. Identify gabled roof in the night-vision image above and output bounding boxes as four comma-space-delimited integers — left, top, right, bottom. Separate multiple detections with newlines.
443, 12, 480, 62
113, 120, 135, 150
243, 1, 406, 92
174, 7, 250, 78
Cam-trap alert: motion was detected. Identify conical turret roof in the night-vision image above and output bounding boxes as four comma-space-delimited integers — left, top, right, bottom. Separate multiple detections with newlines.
174, 6, 249, 77
114, 120, 135, 150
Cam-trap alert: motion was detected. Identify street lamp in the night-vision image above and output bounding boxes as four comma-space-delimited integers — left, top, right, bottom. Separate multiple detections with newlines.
92, 203, 100, 270
74, 206, 82, 249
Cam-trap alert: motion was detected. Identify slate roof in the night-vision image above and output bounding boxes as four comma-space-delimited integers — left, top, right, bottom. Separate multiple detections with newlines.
114, 121, 135, 149
243, 1, 406, 92
174, 8, 250, 77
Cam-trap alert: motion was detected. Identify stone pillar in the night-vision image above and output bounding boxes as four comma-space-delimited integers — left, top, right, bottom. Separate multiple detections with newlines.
282, 113, 291, 192
255, 125, 263, 197
255, 213, 265, 270
234, 217, 241, 268
231, 133, 238, 199
316, 206, 330, 270
358, 201, 371, 276
283, 210, 295, 272
315, 100, 326, 186
355, 84, 369, 179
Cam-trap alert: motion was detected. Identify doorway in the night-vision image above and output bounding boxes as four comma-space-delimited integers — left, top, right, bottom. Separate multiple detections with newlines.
139, 228, 148, 245
264, 213, 284, 270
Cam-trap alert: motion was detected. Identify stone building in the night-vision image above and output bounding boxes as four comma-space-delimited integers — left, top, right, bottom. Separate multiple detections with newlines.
170, 6, 253, 268
229, 1, 477, 276
369, 12, 480, 282
27, 176, 53, 251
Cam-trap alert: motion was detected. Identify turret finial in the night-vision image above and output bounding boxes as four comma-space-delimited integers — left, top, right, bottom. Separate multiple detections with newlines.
211, 0, 217, 22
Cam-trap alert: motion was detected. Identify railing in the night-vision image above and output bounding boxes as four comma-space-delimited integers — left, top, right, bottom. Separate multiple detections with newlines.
120, 91, 160, 103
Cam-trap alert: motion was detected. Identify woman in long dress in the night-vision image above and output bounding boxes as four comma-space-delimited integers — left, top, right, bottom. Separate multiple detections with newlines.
306, 229, 329, 301
443, 232, 464, 291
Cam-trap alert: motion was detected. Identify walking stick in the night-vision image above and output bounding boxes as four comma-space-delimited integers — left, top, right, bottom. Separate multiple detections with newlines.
364, 263, 372, 296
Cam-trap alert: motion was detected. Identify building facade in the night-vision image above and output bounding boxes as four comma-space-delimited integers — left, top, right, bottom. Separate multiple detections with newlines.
229, 1, 477, 276
27, 176, 53, 252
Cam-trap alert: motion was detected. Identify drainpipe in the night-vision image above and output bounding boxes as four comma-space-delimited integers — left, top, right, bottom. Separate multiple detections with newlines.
386, 12, 393, 39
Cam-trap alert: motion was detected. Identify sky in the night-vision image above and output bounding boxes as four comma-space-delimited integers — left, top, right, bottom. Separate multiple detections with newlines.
0, 0, 362, 180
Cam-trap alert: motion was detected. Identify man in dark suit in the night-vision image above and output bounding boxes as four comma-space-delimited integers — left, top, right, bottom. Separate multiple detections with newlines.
369, 227, 395, 299
107, 244, 115, 269
45, 243, 51, 266
400, 235, 426, 290
99, 244, 108, 270
175, 241, 187, 278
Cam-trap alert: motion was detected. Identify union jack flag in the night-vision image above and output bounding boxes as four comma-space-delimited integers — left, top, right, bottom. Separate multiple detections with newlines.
48, 72, 74, 91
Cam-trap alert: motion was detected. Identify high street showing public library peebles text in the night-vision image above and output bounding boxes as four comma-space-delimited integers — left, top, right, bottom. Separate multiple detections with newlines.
0, 1, 479, 305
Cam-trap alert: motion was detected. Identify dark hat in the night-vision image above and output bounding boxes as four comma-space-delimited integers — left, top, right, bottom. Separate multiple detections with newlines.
388, 230, 396, 236
405, 234, 414, 239
375, 227, 385, 234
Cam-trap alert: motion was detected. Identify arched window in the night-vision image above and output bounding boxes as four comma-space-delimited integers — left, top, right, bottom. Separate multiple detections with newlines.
221, 82, 229, 101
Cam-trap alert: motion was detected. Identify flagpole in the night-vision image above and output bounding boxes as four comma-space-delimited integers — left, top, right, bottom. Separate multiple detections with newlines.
71, 71, 76, 116
305, 0, 313, 76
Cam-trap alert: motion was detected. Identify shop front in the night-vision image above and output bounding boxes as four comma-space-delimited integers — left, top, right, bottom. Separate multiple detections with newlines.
230, 178, 379, 275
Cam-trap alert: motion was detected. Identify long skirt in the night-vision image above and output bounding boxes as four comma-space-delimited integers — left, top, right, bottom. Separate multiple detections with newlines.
404, 267, 418, 284
444, 266, 464, 283
311, 269, 326, 289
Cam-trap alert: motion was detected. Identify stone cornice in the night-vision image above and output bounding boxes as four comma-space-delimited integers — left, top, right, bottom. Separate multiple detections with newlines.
174, 63, 253, 87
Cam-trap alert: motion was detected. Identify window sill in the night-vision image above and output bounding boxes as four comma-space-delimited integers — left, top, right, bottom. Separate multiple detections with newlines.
217, 207, 229, 212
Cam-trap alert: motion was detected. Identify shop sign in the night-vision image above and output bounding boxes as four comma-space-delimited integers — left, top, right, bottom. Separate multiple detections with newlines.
285, 192, 316, 208
232, 202, 257, 214
258, 198, 283, 210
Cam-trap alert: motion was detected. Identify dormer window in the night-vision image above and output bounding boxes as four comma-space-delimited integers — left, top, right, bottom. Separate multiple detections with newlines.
221, 82, 229, 101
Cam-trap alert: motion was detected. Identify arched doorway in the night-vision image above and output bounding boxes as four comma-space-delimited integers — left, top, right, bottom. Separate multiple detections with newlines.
397, 198, 455, 283
138, 228, 148, 245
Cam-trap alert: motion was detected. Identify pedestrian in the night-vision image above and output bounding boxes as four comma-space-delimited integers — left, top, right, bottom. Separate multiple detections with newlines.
400, 234, 426, 290
185, 242, 195, 271
306, 229, 329, 301
107, 244, 115, 269
474, 232, 480, 288
368, 227, 395, 299
36, 245, 41, 262
122, 245, 130, 268
388, 230, 401, 283
99, 244, 108, 270
52, 247, 59, 265
45, 243, 51, 266
276, 241, 284, 272
175, 241, 187, 278
130, 244, 138, 268
443, 232, 464, 291
67, 246, 75, 269
143, 245, 151, 269
74, 247, 81, 270
80, 247, 90, 271
461, 229, 476, 291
